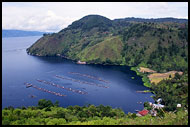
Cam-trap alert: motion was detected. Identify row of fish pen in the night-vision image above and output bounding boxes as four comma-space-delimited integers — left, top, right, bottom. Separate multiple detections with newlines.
24, 82, 66, 97
55, 75, 109, 88
36, 79, 88, 95
24, 72, 110, 97
68, 72, 110, 84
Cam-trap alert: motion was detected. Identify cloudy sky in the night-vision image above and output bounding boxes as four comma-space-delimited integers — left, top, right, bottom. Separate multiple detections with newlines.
2, 2, 188, 32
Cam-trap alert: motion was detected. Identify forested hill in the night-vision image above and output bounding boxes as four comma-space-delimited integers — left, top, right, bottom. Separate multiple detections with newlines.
27, 15, 188, 73
2, 29, 46, 38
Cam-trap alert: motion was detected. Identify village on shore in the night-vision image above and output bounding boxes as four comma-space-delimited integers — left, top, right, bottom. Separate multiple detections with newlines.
135, 67, 183, 117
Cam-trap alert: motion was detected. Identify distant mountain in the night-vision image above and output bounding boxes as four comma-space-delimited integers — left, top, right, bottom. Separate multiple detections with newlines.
27, 15, 188, 72
114, 17, 188, 23
2, 29, 46, 38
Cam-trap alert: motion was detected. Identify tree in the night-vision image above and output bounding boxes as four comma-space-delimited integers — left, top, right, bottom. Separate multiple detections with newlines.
56, 109, 66, 118
88, 105, 97, 117
105, 58, 112, 64
174, 73, 181, 80
21, 106, 26, 110
54, 101, 59, 107
7, 106, 14, 111
37, 99, 54, 109
140, 49, 144, 55
77, 111, 85, 118
94, 58, 101, 64
14, 109, 21, 116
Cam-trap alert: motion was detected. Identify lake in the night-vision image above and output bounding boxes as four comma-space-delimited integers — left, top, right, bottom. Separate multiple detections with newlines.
2, 36, 154, 113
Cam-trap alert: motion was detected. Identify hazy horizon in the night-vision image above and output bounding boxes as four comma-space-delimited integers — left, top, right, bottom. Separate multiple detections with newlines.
3, 2, 188, 32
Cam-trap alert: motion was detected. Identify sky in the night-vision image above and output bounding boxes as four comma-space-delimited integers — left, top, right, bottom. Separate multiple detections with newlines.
2, 2, 188, 32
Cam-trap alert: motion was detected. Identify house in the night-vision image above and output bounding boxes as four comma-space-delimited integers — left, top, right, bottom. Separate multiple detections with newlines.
152, 104, 164, 109
149, 102, 153, 106
157, 98, 162, 104
137, 109, 149, 116
177, 104, 181, 108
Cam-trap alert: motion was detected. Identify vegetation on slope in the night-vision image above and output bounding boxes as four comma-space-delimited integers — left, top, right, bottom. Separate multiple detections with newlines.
77, 36, 123, 65
2, 98, 188, 125
121, 22, 188, 72
27, 15, 188, 73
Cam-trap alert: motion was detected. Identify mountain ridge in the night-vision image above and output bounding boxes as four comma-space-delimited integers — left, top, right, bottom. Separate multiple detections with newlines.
113, 17, 188, 23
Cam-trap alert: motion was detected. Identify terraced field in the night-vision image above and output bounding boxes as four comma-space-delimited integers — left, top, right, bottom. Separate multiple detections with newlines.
139, 67, 183, 84
148, 71, 183, 84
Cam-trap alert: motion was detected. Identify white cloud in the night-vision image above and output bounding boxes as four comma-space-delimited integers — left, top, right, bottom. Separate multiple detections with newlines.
2, 5, 75, 32
2, 2, 188, 32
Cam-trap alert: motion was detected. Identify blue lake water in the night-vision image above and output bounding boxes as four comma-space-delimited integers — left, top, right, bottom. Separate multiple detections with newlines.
2, 36, 154, 113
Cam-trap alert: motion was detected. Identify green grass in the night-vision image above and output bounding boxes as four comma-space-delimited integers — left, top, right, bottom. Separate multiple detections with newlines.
143, 90, 153, 93
130, 66, 152, 88
142, 76, 151, 88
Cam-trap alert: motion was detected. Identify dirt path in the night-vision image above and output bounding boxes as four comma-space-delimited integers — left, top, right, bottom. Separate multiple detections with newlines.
139, 67, 157, 73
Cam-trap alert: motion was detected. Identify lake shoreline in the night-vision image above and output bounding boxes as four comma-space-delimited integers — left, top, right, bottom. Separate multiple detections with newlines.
27, 53, 153, 88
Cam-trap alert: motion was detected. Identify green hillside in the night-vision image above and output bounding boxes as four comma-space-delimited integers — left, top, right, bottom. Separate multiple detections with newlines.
27, 15, 188, 73
77, 36, 123, 64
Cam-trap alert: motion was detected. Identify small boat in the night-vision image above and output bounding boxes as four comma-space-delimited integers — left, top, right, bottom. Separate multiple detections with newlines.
26, 84, 33, 88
